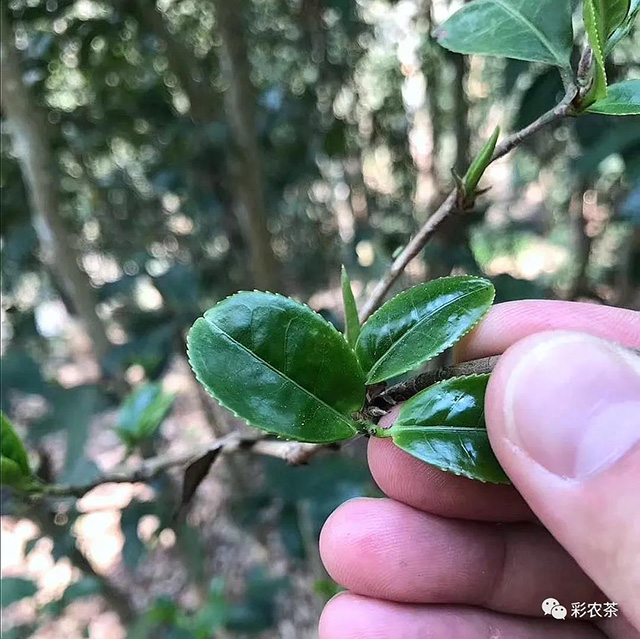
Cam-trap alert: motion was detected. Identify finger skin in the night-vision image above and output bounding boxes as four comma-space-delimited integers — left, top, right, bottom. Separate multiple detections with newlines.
485, 333, 640, 630
368, 436, 533, 522
368, 302, 640, 524
455, 301, 640, 362
319, 593, 605, 639
319, 498, 601, 616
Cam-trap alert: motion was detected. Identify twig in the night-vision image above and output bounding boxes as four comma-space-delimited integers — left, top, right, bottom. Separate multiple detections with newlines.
358, 87, 577, 322
490, 88, 576, 162
35, 434, 333, 499
22, 89, 582, 502
358, 190, 458, 322
373, 355, 499, 408
372, 345, 640, 412
25, 339, 639, 499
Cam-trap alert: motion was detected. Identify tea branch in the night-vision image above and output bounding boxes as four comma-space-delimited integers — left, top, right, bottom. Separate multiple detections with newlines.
32, 433, 327, 499
21, 341, 639, 499
371, 355, 499, 408
17, 86, 586, 501
358, 86, 577, 322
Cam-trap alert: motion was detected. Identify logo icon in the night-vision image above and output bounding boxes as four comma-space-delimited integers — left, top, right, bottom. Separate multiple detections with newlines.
542, 598, 567, 620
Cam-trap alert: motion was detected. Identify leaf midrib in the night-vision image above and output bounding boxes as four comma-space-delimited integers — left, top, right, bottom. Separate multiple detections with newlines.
591, 102, 638, 110
367, 286, 484, 381
391, 425, 487, 436
479, 0, 569, 67
204, 317, 359, 429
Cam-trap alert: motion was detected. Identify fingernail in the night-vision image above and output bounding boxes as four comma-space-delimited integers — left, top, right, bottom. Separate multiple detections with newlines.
504, 332, 640, 479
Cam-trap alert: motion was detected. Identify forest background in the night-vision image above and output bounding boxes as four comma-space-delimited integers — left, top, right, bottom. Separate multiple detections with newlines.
1, 0, 639, 637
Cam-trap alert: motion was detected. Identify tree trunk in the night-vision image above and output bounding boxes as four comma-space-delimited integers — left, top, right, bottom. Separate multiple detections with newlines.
130, 0, 279, 291
213, 0, 280, 291
131, 0, 217, 123
425, 47, 474, 279
0, 15, 111, 360
450, 52, 471, 177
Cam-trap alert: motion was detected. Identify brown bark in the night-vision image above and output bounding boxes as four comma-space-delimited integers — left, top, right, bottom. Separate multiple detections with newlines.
131, 0, 218, 123
0, 14, 111, 360
450, 52, 471, 177
131, 0, 279, 291
213, 0, 280, 291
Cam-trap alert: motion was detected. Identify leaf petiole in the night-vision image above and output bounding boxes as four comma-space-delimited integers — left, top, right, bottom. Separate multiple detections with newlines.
355, 421, 392, 438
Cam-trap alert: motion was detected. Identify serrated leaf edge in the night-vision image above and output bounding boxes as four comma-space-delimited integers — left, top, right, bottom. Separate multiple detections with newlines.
390, 373, 509, 484
586, 79, 640, 115
435, 0, 573, 69
360, 276, 496, 385
583, 0, 608, 102
186, 290, 363, 444
206, 289, 362, 355
341, 266, 360, 349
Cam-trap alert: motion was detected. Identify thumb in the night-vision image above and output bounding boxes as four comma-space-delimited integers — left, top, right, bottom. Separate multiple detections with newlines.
485, 330, 640, 628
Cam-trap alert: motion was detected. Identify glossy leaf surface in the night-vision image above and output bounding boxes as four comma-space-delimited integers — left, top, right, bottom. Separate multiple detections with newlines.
464, 126, 500, 196
584, 0, 622, 103
341, 266, 360, 349
435, 0, 573, 68
388, 375, 508, 483
586, 79, 640, 115
606, 0, 639, 53
1, 412, 31, 488
356, 276, 495, 384
600, 0, 631, 37
188, 292, 365, 443
116, 383, 175, 448
583, 0, 630, 105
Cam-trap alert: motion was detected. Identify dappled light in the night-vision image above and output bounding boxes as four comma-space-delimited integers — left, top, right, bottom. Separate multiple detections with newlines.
1, 0, 639, 637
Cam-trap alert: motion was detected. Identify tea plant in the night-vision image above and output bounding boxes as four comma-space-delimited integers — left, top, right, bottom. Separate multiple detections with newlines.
187, 274, 508, 481
2, 0, 638, 496
186, 0, 640, 484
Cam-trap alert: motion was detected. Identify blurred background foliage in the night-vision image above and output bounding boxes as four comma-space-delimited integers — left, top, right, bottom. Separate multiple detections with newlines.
0, 0, 638, 637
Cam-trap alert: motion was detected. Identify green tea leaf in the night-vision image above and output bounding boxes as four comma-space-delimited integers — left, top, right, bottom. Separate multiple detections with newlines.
583, 0, 609, 103
606, 0, 639, 54
116, 383, 175, 448
601, 0, 631, 38
356, 276, 495, 385
583, 0, 630, 105
341, 266, 360, 349
435, 0, 573, 69
464, 126, 500, 197
586, 79, 640, 115
1, 413, 31, 488
1, 458, 27, 490
387, 375, 508, 483
188, 292, 365, 443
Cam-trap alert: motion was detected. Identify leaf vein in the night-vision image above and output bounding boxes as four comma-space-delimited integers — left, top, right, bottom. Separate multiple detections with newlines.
204, 317, 356, 428
482, 0, 568, 66
369, 286, 484, 379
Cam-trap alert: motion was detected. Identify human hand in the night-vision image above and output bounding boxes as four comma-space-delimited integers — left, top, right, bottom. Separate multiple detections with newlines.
319, 301, 640, 639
